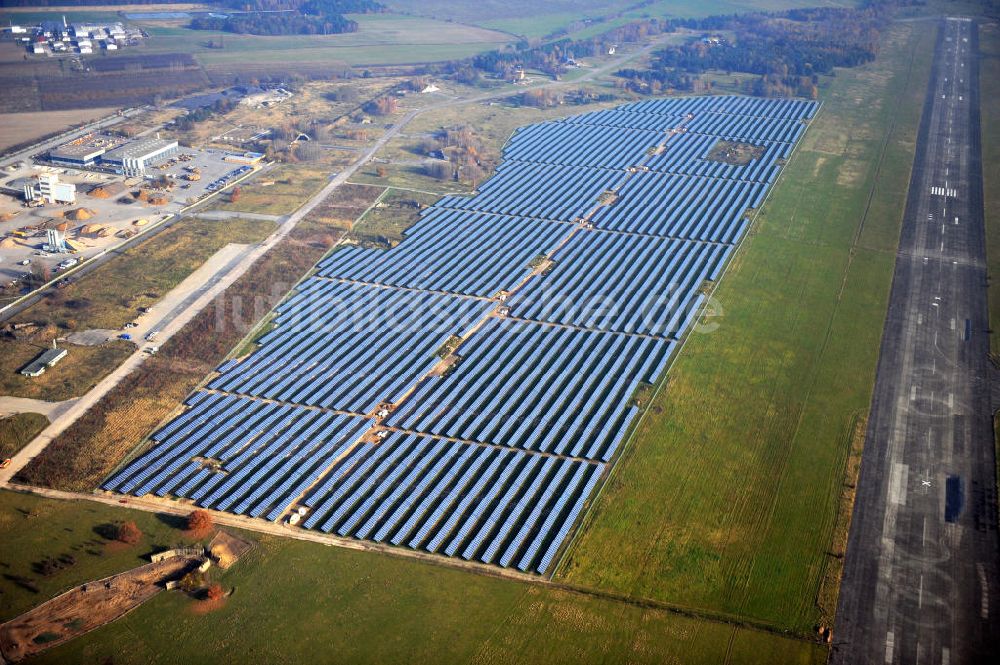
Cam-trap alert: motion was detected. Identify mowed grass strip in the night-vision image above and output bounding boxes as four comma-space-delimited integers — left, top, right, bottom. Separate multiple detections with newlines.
558, 19, 935, 634
0, 491, 825, 665
980, 21, 1000, 355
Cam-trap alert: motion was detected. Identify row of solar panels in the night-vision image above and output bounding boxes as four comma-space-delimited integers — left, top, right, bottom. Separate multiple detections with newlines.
106, 96, 815, 575
317, 209, 573, 298
103, 393, 601, 574
505, 230, 733, 335
385, 318, 673, 461
208, 282, 490, 414
303, 433, 603, 574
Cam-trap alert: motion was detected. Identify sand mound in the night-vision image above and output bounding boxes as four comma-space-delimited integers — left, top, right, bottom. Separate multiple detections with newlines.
66, 208, 96, 221
0, 237, 19, 248
132, 218, 149, 226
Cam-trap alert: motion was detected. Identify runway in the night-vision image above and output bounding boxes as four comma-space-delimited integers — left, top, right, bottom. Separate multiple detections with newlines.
832, 17, 1000, 664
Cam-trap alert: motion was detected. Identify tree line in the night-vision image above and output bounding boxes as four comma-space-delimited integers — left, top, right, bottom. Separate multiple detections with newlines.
189, 0, 383, 36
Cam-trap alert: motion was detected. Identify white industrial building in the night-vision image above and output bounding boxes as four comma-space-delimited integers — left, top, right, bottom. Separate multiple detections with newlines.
24, 173, 76, 204
102, 136, 179, 176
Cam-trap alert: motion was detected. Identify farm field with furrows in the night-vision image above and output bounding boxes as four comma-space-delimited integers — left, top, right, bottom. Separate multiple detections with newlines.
103, 94, 816, 578
558, 18, 936, 633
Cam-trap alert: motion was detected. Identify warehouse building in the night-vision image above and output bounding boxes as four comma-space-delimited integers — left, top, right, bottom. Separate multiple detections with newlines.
102, 136, 179, 176
20, 346, 68, 377
48, 133, 123, 166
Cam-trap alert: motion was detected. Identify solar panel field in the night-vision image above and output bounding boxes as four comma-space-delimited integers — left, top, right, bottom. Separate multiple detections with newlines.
104, 95, 816, 576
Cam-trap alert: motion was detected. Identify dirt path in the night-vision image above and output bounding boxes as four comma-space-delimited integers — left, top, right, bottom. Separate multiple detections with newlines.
0, 555, 201, 663
0, 396, 75, 421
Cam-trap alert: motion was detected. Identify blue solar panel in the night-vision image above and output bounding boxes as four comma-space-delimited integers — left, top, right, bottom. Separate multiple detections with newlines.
104, 94, 816, 575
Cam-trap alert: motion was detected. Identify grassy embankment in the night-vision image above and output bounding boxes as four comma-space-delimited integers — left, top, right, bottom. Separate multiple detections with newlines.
559, 19, 935, 635
978, 18, 1000, 509
0, 490, 825, 665
0, 218, 272, 402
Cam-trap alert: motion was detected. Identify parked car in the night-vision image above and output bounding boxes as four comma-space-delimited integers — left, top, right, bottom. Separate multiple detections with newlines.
119, 333, 132, 340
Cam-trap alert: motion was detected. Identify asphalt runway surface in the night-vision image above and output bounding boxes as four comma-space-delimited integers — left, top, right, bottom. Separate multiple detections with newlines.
833, 17, 1000, 665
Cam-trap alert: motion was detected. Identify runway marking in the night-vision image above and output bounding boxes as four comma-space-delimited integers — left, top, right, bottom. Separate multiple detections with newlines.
947, 393, 953, 409
929, 186, 957, 197
979, 563, 990, 618
910, 385, 918, 401
890, 463, 908, 505
918, 574, 924, 608
942, 647, 950, 665
885, 631, 895, 663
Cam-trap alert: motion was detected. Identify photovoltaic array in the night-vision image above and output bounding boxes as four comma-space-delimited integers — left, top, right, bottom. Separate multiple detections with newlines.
105, 95, 816, 575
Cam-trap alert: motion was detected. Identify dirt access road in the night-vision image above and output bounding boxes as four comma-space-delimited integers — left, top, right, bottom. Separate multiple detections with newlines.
0, 554, 202, 663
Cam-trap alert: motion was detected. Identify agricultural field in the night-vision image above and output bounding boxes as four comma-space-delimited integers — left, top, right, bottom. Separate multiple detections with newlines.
0, 490, 825, 665
137, 14, 513, 66
558, 18, 935, 634
0, 108, 118, 153
0, 218, 273, 402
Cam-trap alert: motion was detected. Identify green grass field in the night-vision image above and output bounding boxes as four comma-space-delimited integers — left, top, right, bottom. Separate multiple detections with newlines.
558, 19, 935, 634
981, 21, 1000, 355
0, 490, 825, 664
134, 13, 512, 67
389, 0, 857, 39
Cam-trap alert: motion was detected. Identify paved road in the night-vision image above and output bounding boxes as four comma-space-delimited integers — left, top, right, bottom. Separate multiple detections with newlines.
833, 17, 1000, 664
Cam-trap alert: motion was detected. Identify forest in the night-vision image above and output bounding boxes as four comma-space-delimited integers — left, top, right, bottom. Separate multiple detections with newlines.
188, 1, 383, 36
460, 1, 913, 98
621, 7, 889, 97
